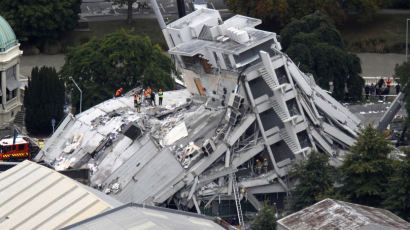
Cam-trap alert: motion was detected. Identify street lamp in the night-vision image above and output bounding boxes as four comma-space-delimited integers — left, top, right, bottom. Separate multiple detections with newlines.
69, 76, 82, 114
406, 18, 410, 61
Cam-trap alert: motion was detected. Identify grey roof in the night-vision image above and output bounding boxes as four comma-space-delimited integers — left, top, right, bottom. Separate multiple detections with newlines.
277, 198, 410, 230
62, 203, 226, 230
0, 161, 113, 230
169, 28, 275, 56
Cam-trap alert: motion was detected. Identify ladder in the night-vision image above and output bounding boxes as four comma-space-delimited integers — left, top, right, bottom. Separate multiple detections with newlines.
232, 173, 245, 229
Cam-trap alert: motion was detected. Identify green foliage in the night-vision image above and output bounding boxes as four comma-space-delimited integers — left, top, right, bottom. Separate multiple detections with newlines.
0, 0, 81, 44
24, 66, 65, 135
60, 29, 175, 112
394, 61, 410, 118
225, 0, 387, 29
383, 150, 410, 221
340, 125, 393, 207
281, 12, 363, 101
251, 202, 277, 230
288, 151, 336, 212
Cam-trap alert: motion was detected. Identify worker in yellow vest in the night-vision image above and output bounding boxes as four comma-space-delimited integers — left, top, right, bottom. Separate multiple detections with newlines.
158, 89, 163, 105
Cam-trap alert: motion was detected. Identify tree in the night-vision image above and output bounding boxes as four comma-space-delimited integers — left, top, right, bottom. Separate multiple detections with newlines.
24, 66, 65, 135
0, 0, 81, 45
383, 150, 410, 221
112, 0, 137, 24
60, 29, 175, 112
281, 12, 364, 101
340, 125, 393, 207
251, 202, 277, 230
288, 151, 336, 212
344, 0, 388, 22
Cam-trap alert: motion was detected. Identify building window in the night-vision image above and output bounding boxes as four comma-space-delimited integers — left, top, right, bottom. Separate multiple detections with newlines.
6, 65, 18, 101
223, 54, 232, 70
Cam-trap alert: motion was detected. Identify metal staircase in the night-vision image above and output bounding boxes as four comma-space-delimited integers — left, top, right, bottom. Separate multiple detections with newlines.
232, 173, 245, 229
279, 129, 299, 153
271, 100, 288, 121
259, 67, 278, 90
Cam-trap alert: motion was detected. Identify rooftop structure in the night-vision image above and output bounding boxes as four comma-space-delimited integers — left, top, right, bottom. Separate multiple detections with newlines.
0, 16, 18, 52
277, 198, 410, 230
62, 203, 229, 230
36, 8, 362, 227
0, 160, 117, 230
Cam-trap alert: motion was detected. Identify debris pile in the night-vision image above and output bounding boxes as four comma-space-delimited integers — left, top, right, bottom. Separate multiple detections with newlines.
36, 8, 362, 220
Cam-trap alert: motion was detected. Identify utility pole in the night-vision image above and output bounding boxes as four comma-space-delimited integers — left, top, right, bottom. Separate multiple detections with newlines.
69, 76, 82, 114
176, 0, 186, 18
406, 18, 410, 61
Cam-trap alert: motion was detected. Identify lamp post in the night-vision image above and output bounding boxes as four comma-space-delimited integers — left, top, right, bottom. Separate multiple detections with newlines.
69, 76, 82, 114
406, 18, 410, 61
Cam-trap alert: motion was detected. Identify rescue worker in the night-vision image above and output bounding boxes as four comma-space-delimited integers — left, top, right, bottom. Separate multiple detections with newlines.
136, 96, 142, 113
133, 92, 139, 108
256, 159, 262, 175
146, 90, 152, 106
263, 157, 268, 174
386, 78, 392, 88
151, 91, 156, 106
158, 89, 163, 105
115, 88, 123, 97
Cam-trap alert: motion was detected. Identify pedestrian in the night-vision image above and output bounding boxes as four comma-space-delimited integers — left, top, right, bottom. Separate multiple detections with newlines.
151, 91, 156, 106
158, 89, 163, 106
364, 84, 370, 100
115, 88, 123, 97
396, 84, 400, 94
263, 157, 268, 174
370, 83, 375, 101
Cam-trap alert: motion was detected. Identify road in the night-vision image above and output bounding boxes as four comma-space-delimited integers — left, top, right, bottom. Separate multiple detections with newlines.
80, 0, 228, 21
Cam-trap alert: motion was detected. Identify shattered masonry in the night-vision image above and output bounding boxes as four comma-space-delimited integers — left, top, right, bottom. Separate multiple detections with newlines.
35, 8, 361, 216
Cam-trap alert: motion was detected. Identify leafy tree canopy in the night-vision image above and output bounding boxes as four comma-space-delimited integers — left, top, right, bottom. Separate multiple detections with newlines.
24, 66, 65, 135
224, 0, 386, 29
251, 202, 277, 230
288, 151, 336, 212
281, 12, 363, 101
0, 0, 81, 44
60, 29, 175, 112
340, 125, 393, 207
383, 150, 410, 221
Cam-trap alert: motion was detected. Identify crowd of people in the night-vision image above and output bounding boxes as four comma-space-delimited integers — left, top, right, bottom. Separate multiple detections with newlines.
364, 78, 400, 102
115, 87, 164, 113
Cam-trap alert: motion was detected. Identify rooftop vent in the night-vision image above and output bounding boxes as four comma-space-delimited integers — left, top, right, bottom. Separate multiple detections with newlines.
225, 27, 249, 44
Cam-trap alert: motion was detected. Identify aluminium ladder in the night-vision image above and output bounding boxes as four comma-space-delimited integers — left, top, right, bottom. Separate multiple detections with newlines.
232, 173, 245, 229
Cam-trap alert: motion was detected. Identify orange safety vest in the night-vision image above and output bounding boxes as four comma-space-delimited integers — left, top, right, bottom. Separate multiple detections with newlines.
116, 89, 122, 96
387, 79, 391, 87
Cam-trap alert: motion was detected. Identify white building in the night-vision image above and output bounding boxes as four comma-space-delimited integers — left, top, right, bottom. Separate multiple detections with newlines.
0, 16, 24, 128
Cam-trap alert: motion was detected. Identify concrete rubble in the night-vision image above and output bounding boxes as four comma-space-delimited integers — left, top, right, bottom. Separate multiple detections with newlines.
35, 8, 362, 222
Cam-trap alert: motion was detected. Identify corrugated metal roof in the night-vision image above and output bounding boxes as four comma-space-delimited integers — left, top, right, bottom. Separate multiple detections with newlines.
0, 161, 113, 230
62, 203, 226, 230
277, 198, 410, 230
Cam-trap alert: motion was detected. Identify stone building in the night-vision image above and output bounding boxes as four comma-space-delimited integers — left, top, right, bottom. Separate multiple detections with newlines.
0, 16, 25, 128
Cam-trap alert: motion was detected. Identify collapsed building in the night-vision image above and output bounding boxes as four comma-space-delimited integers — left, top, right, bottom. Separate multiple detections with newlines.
35, 8, 361, 226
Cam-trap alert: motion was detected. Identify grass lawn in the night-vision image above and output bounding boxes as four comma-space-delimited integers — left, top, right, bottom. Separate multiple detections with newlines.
61, 18, 167, 52
340, 13, 410, 53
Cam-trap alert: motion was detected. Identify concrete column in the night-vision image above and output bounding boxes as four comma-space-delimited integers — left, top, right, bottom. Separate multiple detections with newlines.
1, 71, 6, 107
